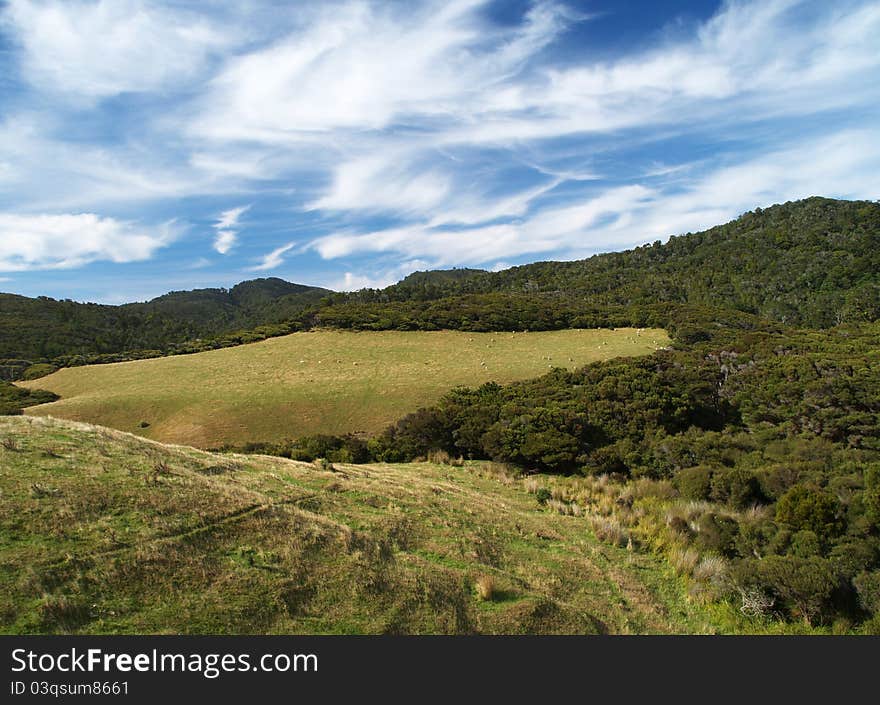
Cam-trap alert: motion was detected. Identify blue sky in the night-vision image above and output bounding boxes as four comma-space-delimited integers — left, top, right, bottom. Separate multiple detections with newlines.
0, 0, 878, 303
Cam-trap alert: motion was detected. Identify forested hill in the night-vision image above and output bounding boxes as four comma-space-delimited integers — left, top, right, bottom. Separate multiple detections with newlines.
3, 197, 879, 369
334, 198, 880, 328
0, 278, 329, 361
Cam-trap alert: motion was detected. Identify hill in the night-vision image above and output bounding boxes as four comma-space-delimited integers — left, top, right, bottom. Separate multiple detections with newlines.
337, 198, 880, 328
4, 198, 877, 379
19, 328, 667, 448
0, 415, 720, 635
0, 278, 330, 365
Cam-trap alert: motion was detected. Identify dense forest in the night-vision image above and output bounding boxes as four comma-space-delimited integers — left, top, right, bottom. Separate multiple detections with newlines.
331, 197, 880, 328
0, 278, 328, 368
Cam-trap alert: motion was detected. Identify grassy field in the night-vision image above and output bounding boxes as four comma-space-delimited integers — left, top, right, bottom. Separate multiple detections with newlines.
0, 415, 722, 635
20, 328, 668, 448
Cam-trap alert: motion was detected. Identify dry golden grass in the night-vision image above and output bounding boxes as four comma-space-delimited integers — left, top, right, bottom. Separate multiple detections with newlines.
19, 328, 667, 448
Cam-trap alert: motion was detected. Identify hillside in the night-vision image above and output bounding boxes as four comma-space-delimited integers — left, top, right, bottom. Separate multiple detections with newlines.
0, 415, 720, 635
0, 278, 329, 364
19, 328, 667, 448
337, 198, 880, 328
4, 198, 877, 379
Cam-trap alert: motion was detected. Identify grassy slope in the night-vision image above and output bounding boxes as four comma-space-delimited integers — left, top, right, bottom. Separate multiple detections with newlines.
0, 415, 718, 635
20, 328, 667, 448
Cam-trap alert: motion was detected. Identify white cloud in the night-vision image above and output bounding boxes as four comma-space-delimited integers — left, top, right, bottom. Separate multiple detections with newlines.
308, 153, 451, 215
213, 230, 237, 255
251, 242, 297, 271
0, 212, 176, 271
190, 0, 568, 140
212, 204, 249, 254
215, 205, 250, 230
2, 0, 231, 98
320, 259, 435, 291
308, 128, 880, 267
1, 0, 879, 290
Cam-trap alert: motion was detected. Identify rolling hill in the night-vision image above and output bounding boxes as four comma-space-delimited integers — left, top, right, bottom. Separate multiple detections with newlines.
0, 277, 330, 363
19, 328, 668, 448
0, 415, 720, 635
337, 198, 880, 328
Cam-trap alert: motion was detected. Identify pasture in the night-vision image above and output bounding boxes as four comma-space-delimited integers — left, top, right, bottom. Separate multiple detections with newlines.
20, 328, 668, 448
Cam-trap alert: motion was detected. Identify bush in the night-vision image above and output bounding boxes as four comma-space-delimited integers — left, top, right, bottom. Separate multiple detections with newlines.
865, 466, 880, 527
756, 556, 839, 625
474, 574, 496, 601
21, 363, 57, 380
710, 468, 763, 509
675, 466, 713, 501
694, 513, 739, 557
853, 571, 880, 616
788, 530, 822, 558
775, 485, 844, 544
829, 538, 878, 580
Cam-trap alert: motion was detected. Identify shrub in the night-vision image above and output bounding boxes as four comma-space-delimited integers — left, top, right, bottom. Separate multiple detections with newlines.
427, 449, 451, 465
829, 538, 878, 580
22, 363, 57, 380
853, 571, 880, 616
676, 466, 713, 501
693, 555, 728, 584
710, 468, 763, 509
590, 516, 629, 547
775, 485, 844, 543
789, 530, 822, 558
694, 513, 739, 557
736, 518, 777, 559
756, 555, 839, 626
1, 437, 20, 451
865, 466, 880, 527
535, 488, 552, 505
669, 546, 700, 576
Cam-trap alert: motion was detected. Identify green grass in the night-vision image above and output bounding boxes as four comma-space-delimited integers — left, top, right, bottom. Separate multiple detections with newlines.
0, 415, 720, 635
19, 328, 667, 448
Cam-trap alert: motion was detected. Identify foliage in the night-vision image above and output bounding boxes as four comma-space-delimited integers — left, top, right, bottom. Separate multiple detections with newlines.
0, 381, 58, 415
0, 278, 328, 368
775, 485, 845, 544
335, 197, 880, 329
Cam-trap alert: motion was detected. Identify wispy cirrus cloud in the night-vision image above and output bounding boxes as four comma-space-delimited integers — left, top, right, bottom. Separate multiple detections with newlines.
212, 204, 250, 254
0, 0, 878, 300
251, 242, 298, 272
1, 0, 233, 98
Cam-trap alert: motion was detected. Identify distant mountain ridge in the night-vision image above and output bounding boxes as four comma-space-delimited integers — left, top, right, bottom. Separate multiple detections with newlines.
0, 278, 330, 361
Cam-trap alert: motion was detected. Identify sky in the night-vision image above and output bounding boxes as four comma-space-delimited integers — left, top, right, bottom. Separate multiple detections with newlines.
0, 0, 878, 303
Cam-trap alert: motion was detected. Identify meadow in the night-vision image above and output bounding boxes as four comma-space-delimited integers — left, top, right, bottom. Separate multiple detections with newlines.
20, 328, 667, 448
0, 415, 717, 635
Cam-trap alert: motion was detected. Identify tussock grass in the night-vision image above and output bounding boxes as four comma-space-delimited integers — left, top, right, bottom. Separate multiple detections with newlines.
474, 575, 497, 602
